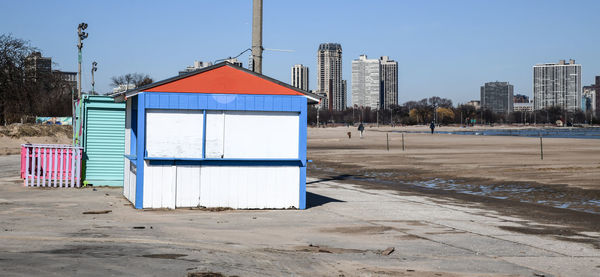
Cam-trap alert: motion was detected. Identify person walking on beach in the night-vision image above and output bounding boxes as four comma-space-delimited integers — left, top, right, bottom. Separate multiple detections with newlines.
358, 123, 365, 138
430, 121, 435, 134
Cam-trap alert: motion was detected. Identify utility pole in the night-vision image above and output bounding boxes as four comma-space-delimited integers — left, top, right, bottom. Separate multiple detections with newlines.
251, 0, 263, 74
77, 22, 88, 99
91, 61, 97, 94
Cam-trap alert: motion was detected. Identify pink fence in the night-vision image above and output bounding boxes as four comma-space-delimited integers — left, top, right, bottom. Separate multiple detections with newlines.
21, 144, 83, 187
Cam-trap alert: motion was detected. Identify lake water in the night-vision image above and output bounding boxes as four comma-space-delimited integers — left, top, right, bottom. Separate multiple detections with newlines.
398, 127, 600, 139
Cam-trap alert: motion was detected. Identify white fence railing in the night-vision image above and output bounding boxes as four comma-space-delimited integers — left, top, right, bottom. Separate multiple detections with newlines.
20, 144, 83, 187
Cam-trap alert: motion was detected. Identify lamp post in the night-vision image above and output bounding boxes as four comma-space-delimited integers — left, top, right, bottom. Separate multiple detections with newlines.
91, 61, 97, 94
77, 22, 88, 99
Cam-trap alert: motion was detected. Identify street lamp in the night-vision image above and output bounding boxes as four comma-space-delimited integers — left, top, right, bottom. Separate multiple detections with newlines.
91, 61, 97, 94
77, 22, 88, 99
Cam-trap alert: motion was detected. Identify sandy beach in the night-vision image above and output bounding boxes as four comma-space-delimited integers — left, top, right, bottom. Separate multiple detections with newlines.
308, 125, 600, 190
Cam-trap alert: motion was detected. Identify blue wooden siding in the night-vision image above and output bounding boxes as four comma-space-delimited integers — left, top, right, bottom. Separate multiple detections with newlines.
130, 91, 308, 210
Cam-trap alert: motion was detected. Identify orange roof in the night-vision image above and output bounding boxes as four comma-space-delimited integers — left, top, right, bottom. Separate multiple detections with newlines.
145, 64, 304, 96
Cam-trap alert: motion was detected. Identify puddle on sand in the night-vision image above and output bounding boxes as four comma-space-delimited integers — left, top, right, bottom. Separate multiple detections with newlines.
411, 179, 600, 214
309, 164, 600, 215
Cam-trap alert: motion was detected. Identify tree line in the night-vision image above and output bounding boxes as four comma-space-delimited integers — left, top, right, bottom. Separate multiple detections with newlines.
308, 96, 598, 126
0, 34, 72, 124
0, 34, 154, 124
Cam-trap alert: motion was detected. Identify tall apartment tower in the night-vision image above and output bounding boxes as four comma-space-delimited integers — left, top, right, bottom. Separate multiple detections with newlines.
317, 43, 344, 111
352, 55, 381, 109
291, 64, 309, 91
533, 59, 581, 111
480, 81, 514, 115
351, 55, 398, 109
379, 56, 398, 109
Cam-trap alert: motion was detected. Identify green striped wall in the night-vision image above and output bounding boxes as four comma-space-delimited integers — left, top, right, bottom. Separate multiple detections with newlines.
82, 95, 125, 187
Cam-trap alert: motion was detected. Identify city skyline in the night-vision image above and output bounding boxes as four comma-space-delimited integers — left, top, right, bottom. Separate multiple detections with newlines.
2, 0, 599, 105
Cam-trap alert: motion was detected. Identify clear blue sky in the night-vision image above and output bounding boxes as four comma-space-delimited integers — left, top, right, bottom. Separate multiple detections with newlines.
3, 0, 599, 105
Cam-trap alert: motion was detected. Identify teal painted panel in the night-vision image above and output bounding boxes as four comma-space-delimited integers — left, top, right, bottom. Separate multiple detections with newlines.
83, 95, 126, 187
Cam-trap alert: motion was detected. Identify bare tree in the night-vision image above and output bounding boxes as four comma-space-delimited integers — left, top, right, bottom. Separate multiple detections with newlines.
0, 34, 72, 124
110, 73, 153, 89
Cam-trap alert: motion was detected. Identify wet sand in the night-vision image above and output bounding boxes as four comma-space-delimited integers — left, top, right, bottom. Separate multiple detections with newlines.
308, 125, 600, 190
307, 126, 600, 237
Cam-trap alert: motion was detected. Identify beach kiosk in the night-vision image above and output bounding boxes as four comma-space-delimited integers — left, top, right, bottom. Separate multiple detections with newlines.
113, 62, 320, 210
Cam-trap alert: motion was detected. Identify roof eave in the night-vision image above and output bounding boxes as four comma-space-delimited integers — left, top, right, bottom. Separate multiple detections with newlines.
110, 62, 322, 104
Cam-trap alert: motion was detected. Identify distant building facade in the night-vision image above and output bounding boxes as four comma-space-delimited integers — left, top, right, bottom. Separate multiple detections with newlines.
513, 102, 534, 112
179, 61, 213, 75
25, 52, 52, 80
112, 84, 136, 94
54, 70, 77, 89
480, 81, 514, 115
225, 58, 243, 67
380, 56, 398, 109
513, 94, 529, 103
583, 76, 600, 115
317, 43, 344, 111
291, 64, 309, 91
582, 85, 596, 113
352, 55, 380, 109
25, 51, 76, 93
351, 55, 398, 110
533, 59, 581, 111
466, 100, 481, 110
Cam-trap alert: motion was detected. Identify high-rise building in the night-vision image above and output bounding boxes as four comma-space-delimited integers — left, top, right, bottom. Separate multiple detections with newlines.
317, 43, 344, 111
480, 81, 514, 115
291, 64, 309, 91
352, 55, 380, 109
379, 56, 398, 109
533, 59, 581, 111
351, 55, 398, 109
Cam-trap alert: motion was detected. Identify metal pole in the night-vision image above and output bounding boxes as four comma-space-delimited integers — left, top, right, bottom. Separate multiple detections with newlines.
402, 132, 405, 151
91, 61, 97, 94
386, 133, 389, 151
78, 49, 82, 99
76, 22, 88, 99
540, 132, 543, 160
252, 0, 263, 74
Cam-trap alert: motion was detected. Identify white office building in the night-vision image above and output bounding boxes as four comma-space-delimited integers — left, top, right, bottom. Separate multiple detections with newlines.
533, 59, 581, 111
291, 64, 309, 91
352, 55, 381, 109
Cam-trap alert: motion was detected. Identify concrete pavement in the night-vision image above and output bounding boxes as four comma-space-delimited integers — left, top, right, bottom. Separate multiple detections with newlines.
0, 155, 598, 276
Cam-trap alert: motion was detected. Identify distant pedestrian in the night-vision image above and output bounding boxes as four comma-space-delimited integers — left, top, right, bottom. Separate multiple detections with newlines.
358, 123, 365, 138
430, 121, 435, 134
